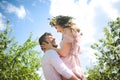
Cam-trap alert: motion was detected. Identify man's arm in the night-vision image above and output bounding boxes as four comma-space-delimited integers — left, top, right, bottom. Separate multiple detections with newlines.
46, 50, 79, 80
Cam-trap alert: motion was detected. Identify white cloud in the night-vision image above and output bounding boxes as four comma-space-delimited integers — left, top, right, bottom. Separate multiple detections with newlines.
0, 13, 5, 30
49, 0, 97, 64
25, 10, 34, 23
50, 0, 96, 44
0, 1, 26, 19
49, 0, 120, 68
90, 0, 120, 20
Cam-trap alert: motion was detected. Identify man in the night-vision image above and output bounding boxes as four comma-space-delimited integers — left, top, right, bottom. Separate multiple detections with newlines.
38, 32, 79, 80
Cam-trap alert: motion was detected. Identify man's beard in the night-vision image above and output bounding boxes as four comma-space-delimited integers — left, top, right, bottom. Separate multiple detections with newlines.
52, 39, 58, 48
52, 44, 58, 48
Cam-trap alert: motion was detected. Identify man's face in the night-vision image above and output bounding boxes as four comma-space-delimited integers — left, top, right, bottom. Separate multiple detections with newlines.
45, 35, 57, 47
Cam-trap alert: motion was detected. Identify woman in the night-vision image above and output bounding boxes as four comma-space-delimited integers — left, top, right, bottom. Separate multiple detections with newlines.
43, 15, 85, 80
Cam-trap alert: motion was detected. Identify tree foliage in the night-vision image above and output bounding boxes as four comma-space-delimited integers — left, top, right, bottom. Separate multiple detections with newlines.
87, 17, 120, 80
0, 20, 42, 80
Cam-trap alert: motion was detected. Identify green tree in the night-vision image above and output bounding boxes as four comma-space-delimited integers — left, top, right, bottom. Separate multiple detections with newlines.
0, 20, 42, 80
87, 17, 120, 80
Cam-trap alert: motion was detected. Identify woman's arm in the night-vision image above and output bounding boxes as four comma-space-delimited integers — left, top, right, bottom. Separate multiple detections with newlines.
52, 42, 72, 57
42, 28, 73, 57
53, 28, 73, 57
42, 38, 72, 57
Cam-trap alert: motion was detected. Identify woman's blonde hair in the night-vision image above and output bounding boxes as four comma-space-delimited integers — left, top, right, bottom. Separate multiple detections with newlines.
49, 15, 80, 32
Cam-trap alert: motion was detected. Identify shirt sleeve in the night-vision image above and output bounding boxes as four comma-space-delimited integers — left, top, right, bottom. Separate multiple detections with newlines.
46, 50, 73, 79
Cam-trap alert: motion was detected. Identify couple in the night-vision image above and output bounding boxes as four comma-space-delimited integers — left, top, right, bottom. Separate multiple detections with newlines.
39, 15, 85, 80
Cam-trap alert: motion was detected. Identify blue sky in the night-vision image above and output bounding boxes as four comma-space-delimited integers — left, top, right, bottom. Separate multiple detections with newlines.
0, 0, 120, 78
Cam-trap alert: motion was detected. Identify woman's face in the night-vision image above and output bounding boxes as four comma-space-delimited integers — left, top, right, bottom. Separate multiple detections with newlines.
54, 25, 64, 33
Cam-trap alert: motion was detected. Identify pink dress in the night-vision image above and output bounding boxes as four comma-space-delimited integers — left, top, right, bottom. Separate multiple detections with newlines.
60, 29, 85, 80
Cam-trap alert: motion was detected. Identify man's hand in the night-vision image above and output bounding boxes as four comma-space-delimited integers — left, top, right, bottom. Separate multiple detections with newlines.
68, 75, 80, 80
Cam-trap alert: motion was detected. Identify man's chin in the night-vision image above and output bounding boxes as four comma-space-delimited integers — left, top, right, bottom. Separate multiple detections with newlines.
53, 45, 58, 48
